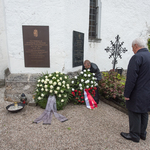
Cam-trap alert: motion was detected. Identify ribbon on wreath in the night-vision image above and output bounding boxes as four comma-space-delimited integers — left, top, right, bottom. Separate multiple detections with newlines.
33, 95, 68, 125
84, 89, 97, 109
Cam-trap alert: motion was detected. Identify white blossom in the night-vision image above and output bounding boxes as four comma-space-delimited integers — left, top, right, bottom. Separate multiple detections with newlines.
91, 81, 93, 84
58, 94, 61, 97
56, 74, 59, 77
60, 77, 62, 80
54, 91, 58, 94
41, 79, 44, 83
86, 85, 89, 88
79, 84, 82, 87
61, 90, 64, 93
44, 81, 47, 84
53, 82, 57, 86
58, 82, 61, 86
83, 69, 86, 72
75, 76, 77, 79
41, 88, 44, 91
65, 76, 67, 79
52, 77, 56, 79
93, 73, 95, 76
36, 89, 38, 92
80, 71, 83, 74
50, 85, 53, 89
95, 77, 97, 80
87, 69, 90, 71
64, 95, 67, 97
91, 85, 93, 87
38, 79, 40, 82
80, 87, 83, 90
45, 76, 48, 79
67, 87, 70, 89
40, 84, 43, 87
57, 87, 60, 90
56, 71, 59, 74
57, 79, 60, 82
49, 90, 53, 93
61, 99, 64, 102
88, 74, 91, 77
41, 93, 44, 97
84, 74, 87, 77
49, 74, 52, 77
62, 81, 65, 84
71, 81, 74, 84
62, 85, 65, 88
49, 80, 53, 84
44, 85, 48, 88
81, 79, 84, 82
37, 84, 39, 87
45, 89, 48, 92
66, 84, 69, 87
72, 88, 74, 91
38, 97, 41, 100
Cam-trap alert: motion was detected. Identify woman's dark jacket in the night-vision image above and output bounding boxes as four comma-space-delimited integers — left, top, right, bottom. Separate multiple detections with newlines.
82, 62, 102, 81
124, 48, 150, 113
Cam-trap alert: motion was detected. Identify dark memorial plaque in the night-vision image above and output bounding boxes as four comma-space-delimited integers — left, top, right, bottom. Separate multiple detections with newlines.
73, 31, 84, 67
22, 26, 50, 67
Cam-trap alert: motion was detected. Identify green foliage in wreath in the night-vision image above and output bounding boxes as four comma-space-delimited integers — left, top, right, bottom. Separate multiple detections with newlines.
70, 69, 98, 104
34, 71, 72, 110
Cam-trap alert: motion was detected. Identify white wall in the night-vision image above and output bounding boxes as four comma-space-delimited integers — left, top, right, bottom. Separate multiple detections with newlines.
0, 0, 8, 79
3, 0, 150, 75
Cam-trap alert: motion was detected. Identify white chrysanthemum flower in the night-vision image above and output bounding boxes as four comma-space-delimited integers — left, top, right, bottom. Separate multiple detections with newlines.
40, 84, 43, 87
66, 84, 69, 87
88, 74, 91, 77
58, 82, 61, 86
49, 80, 53, 84
61, 99, 64, 102
71, 81, 74, 84
49, 90, 53, 93
93, 73, 95, 76
62, 81, 65, 84
58, 94, 61, 97
79, 84, 82, 87
54, 91, 58, 94
56, 74, 59, 77
41, 79, 44, 83
52, 77, 55, 79
91, 85, 93, 87
56, 71, 59, 74
49, 74, 52, 77
75, 76, 77, 79
81, 79, 84, 82
86, 85, 89, 88
44, 85, 48, 88
45, 76, 48, 79
87, 69, 90, 71
67, 87, 70, 89
92, 77, 95, 80
62, 85, 65, 88
60, 77, 62, 80
57, 79, 60, 82
41, 88, 44, 91
41, 93, 44, 97
50, 85, 53, 89
85, 80, 89, 83
37, 84, 39, 87
65, 76, 67, 79
36, 89, 38, 92
83, 69, 86, 72
53, 82, 57, 86
95, 77, 97, 80
45, 89, 48, 92
72, 88, 74, 91
80, 87, 83, 90
80, 71, 83, 74
84, 74, 87, 77
64, 95, 67, 97
38, 97, 41, 100
57, 87, 60, 90
44, 81, 47, 84
61, 90, 64, 93
38, 79, 40, 82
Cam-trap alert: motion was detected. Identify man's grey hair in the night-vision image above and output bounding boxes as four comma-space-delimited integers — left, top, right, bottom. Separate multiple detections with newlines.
132, 38, 146, 48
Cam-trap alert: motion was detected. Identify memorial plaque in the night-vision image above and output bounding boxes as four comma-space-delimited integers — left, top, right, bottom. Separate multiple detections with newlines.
22, 26, 50, 67
73, 31, 84, 67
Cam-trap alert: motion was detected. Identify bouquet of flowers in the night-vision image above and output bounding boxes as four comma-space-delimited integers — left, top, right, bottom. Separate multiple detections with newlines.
70, 69, 98, 104
35, 71, 72, 110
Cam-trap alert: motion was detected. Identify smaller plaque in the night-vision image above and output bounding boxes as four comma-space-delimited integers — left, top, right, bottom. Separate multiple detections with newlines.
73, 31, 84, 67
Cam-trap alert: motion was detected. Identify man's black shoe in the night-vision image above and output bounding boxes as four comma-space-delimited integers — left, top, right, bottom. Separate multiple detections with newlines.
140, 135, 146, 140
120, 132, 139, 143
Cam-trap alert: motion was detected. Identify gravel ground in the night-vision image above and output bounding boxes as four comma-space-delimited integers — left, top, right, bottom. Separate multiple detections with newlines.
0, 87, 150, 150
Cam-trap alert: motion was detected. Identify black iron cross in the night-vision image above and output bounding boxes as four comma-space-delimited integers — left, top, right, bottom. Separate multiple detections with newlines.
105, 35, 127, 70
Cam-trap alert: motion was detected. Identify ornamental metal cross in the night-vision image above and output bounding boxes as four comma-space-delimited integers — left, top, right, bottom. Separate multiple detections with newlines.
105, 35, 128, 70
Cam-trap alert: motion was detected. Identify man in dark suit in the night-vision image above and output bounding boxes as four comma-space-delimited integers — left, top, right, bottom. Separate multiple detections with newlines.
121, 38, 150, 142
82, 60, 102, 104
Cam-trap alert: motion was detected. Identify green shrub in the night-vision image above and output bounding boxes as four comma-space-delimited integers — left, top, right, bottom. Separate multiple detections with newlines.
147, 38, 150, 52
99, 70, 126, 100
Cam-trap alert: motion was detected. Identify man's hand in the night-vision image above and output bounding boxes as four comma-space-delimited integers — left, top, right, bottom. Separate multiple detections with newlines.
125, 97, 130, 100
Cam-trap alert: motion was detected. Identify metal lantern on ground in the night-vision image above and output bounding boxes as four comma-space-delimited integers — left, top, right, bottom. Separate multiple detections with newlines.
20, 93, 27, 104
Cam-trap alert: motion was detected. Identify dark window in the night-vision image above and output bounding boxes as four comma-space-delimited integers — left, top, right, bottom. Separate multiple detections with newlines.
89, 0, 97, 39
